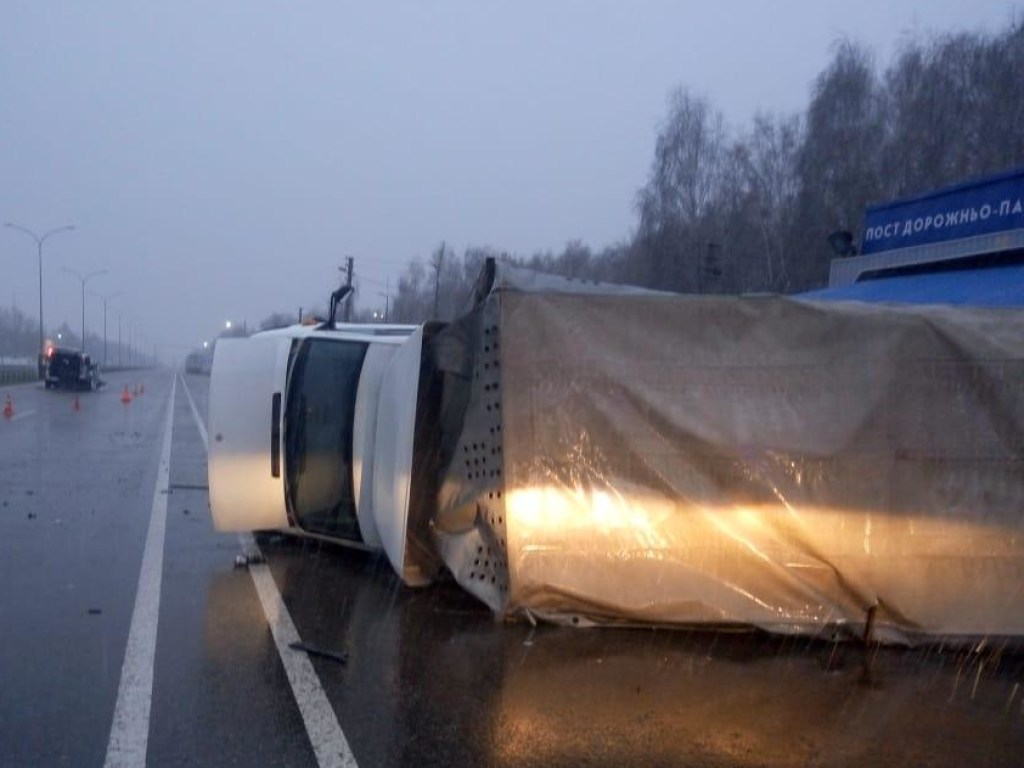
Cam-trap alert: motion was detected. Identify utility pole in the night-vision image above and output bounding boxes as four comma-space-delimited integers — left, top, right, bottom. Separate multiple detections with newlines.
343, 256, 354, 322
432, 241, 445, 319
379, 276, 390, 323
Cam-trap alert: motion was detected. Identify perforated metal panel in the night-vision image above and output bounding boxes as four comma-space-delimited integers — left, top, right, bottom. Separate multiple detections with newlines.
435, 294, 510, 610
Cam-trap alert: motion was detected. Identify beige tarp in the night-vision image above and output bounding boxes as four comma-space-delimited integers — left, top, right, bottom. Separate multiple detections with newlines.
431, 281, 1024, 643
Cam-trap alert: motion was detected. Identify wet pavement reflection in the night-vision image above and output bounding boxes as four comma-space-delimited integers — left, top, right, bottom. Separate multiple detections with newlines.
250, 532, 1024, 767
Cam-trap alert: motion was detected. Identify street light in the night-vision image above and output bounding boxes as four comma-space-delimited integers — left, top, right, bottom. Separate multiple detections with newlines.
4, 222, 75, 368
93, 290, 124, 366
62, 267, 107, 353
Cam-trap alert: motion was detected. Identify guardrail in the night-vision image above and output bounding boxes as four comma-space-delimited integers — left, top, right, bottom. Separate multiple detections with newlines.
0, 363, 160, 387
0, 367, 37, 387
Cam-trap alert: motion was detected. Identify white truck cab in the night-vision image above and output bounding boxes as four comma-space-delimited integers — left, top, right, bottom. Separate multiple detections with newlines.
207, 321, 429, 584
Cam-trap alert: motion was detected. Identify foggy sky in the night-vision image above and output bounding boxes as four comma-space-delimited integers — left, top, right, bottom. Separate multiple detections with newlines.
1, 1, 1018, 358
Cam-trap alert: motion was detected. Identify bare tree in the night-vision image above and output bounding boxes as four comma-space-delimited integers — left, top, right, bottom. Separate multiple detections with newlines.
736, 113, 802, 290
791, 40, 884, 288
390, 258, 429, 323
0, 306, 38, 358
883, 24, 1024, 197
636, 89, 728, 292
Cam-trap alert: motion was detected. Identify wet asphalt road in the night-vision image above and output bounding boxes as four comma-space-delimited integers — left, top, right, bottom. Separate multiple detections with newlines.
2, 369, 1024, 767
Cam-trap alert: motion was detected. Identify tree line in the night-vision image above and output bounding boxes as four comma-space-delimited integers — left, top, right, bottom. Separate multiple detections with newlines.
378, 22, 1024, 323
0, 304, 148, 366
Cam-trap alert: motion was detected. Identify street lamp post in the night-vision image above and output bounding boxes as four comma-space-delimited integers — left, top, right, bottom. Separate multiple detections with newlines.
62, 267, 107, 353
4, 222, 75, 369
94, 291, 124, 367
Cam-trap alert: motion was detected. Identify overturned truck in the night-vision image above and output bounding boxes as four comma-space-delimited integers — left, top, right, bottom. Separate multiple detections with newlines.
209, 262, 1024, 644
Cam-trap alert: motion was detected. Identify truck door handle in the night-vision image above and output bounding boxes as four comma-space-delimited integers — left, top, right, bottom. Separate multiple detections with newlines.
271, 392, 282, 478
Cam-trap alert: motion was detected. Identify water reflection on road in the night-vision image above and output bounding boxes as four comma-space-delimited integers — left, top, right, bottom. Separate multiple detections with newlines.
210, 534, 1024, 767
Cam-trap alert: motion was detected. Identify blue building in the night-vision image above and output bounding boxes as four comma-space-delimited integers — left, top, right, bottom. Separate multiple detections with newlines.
804, 168, 1024, 306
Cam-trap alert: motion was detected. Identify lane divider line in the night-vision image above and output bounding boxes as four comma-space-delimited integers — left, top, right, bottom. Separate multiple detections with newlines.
179, 374, 208, 447
179, 372, 358, 768
104, 376, 176, 768
11, 409, 36, 422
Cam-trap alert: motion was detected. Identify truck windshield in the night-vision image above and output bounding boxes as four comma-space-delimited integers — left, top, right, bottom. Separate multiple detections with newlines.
284, 337, 368, 540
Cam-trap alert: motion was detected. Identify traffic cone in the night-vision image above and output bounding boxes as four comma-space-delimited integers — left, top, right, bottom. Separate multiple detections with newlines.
121, 385, 132, 404
2, 395, 12, 419
72, 395, 80, 412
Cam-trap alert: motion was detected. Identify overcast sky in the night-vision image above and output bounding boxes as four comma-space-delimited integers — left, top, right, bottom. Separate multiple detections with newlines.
2, 1, 1019, 357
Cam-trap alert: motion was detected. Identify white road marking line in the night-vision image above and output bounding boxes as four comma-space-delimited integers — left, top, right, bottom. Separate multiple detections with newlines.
179, 374, 208, 447
240, 532, 359, 768
10, 409, 36, 421
104, 376, 176, 768
179, 373, 358, 768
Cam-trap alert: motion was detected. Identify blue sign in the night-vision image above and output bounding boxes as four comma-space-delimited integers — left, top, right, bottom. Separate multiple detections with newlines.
861, 168, 1024, 255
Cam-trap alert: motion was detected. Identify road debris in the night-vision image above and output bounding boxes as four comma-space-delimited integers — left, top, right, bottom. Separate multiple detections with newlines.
288, 641, 349, 665
234, 552, 266, 568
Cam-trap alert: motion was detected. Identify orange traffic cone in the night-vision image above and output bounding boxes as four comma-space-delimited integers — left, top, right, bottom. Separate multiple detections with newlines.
121, 385, 132, 404
2, 395, 13, 419
72, 395, 80, 412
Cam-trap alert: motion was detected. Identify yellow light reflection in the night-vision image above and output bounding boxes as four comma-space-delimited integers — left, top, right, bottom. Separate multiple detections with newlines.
502, 483, 1024, 637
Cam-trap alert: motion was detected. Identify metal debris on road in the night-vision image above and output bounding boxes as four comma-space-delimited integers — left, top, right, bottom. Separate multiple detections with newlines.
234, 552, 266, 568
287, 641, 349, 665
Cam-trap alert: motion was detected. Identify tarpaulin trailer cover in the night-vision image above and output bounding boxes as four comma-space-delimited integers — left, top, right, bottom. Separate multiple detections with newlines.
420, 266, 1024, 645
